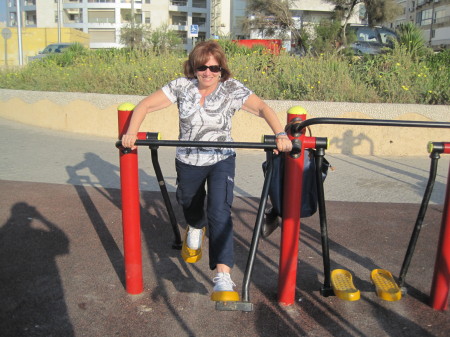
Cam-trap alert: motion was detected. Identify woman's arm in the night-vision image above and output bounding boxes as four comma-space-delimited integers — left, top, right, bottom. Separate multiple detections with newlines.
122, 89, 172, 149
242, 94, 292, 153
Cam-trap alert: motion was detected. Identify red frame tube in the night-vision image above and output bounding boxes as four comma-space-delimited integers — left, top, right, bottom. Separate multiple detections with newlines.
430, 160, 450, 310
278, 113, 307, 305
444, 143, 450, 154
118, 104, 143, 295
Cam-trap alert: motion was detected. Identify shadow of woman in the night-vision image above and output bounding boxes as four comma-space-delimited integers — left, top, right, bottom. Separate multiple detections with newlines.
0, 202, 74, 336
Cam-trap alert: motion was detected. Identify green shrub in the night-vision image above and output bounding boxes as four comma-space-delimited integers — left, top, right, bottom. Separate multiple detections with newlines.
0, 40, 448, 104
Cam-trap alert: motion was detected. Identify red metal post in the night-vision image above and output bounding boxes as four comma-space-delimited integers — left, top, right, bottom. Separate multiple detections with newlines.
430, 160, 450, 310
117, 103, 143, 295
278, 109, 307, 305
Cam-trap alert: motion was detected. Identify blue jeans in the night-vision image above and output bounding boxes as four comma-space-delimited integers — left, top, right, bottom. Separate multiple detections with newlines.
175, 155, 235, 270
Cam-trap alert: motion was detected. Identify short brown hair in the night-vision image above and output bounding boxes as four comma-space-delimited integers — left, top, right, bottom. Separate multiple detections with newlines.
183, 40, 231, 82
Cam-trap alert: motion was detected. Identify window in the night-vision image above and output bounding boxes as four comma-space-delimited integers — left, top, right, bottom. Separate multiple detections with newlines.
25, 11, 37, 25
171, 13, 187, 26
88, 28, 116, 43
192, 0, 207, 8
66, 8, 83, 23
420, 9, 433, 25
171, 1, 187, 6
143, 11, 151, 24
88, 9, 115, 24
434, 9, 446, 24
178, 30, 187, 44
192, 13, 206, 27
9, 12, 16, 26
121, 9, 142, 24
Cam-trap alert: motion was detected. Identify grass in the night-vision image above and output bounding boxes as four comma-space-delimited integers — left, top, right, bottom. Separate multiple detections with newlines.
0, 43, 449, 105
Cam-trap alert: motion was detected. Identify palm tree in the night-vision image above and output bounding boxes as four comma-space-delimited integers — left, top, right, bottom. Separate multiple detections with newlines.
396, 22, 431, 60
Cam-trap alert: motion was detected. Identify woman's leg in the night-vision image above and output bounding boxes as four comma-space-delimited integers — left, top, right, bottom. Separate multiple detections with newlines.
206, 155, 236, 271
175, 160, 209, 229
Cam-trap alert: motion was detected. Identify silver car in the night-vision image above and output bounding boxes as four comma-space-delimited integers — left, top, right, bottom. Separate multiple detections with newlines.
28, 43, 74, 62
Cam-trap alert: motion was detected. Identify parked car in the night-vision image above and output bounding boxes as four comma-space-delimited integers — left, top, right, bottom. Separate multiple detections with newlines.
346, 24, 398, 55
28, 43, 75, 62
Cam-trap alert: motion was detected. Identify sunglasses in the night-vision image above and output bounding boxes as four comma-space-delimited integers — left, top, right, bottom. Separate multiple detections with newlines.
196, 65, 222, 73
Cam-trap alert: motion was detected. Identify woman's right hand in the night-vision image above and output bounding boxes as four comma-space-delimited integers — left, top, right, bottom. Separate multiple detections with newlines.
121, 133, 138, 150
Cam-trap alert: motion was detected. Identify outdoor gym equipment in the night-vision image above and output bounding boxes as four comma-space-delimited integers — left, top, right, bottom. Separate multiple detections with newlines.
287, 117, 450, 310
117, 103, 450, 311
397, 142, 450, 310
117, 103, 313, 311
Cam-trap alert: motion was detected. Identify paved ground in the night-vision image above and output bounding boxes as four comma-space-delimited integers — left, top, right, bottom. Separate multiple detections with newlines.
1, 117, 449, 336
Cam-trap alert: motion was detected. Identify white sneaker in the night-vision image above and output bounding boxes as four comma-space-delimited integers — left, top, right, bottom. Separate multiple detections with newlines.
213, 272, 236, 292
186, 226, 203, 250
211, 272, 240, 301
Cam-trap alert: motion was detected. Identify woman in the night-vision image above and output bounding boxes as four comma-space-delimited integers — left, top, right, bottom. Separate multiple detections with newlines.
121, 40, 292, 302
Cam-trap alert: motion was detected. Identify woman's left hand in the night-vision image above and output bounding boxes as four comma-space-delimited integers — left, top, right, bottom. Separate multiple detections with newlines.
275, 135, 292, 154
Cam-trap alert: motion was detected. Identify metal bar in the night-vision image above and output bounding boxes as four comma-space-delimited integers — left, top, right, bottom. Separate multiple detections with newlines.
398, 151, 440, 288
116, 139, 277, 150
291, 118, 450, 134
149, 148, 183, 250
315, 148, 334, 297
241, 150, 274, 302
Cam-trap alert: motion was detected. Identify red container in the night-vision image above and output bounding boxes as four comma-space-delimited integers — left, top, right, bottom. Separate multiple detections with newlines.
232, 39, 282, 55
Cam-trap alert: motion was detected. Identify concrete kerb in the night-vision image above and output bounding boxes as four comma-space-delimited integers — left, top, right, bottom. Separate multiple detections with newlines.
1, 89, 449, 156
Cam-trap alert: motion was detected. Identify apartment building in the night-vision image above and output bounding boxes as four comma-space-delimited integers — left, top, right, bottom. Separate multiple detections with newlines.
4, 0, 211, 50
3, 0, 361, 52
387, 0, 450, 50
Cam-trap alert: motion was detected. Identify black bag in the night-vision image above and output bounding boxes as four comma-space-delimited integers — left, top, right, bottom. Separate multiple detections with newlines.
262, 149, 330, 218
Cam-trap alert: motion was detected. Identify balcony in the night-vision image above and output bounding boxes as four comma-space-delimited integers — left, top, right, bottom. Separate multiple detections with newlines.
170, 0, 187, 6
192, 0, 207, 8
170, 13, 188, 28
192, 18, 206, 28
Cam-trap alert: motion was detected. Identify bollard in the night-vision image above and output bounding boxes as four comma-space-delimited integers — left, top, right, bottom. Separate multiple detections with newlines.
117, 103, 143, 295
430, 142, 450, 310
278, 107, 307, 305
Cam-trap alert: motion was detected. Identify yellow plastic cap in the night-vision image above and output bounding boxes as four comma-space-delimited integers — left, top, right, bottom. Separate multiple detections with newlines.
427, 141, 433, 153
287, 106, 307, 115
118, 102, 136, 111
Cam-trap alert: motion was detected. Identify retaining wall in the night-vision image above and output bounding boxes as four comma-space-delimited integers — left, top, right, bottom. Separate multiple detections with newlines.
1, 89, 449, 156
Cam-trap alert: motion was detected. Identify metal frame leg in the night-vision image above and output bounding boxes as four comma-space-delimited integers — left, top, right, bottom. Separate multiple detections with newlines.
149, 147, 183, 250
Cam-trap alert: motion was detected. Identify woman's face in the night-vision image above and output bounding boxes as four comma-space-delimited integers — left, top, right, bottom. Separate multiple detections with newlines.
195, 54, 221, 90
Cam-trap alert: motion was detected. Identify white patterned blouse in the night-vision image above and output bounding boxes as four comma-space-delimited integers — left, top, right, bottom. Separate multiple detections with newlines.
162, 77, 253, 166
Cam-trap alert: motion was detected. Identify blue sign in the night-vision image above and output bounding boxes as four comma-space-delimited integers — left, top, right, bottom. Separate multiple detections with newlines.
190, 24, 199, 37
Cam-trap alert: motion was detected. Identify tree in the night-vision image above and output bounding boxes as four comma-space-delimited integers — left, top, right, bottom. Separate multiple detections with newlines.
120, 23, 182, 54
120, 24, 147, 50
326, 0, 402, 27
396, 22, 432, 60
146, 24, 183, 56
364, 0, 402, 26
243, 0, 302, 48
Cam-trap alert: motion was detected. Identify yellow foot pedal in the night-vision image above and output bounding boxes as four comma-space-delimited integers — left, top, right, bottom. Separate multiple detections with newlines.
370, 269, 402, 301
181, 227, 205, 263
331, 269, 361, 301
211, 291, 240, 302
